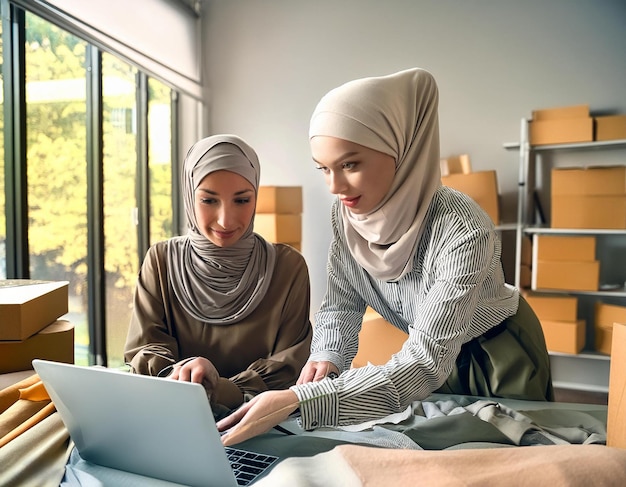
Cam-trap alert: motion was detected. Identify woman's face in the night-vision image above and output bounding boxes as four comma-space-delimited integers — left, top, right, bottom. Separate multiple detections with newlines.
311, 136, 396, 215
194, 170, 256, 247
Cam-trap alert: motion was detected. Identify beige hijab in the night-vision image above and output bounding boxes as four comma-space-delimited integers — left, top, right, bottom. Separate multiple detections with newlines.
167, 134, 276, 324
309, 68, 441, 281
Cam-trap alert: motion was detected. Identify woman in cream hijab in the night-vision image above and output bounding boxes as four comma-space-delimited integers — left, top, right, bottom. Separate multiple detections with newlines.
124, 135, 312, 417
218, 69, 553, 445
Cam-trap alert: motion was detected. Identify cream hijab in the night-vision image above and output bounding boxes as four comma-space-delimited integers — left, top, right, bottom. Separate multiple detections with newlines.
309, 68, 441, 281
167, 134, 276, 324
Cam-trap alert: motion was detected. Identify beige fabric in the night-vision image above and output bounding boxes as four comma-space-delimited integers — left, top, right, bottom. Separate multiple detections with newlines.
125, 243, 312, 410
258, 444, 626, 487
309, 68, 441, 281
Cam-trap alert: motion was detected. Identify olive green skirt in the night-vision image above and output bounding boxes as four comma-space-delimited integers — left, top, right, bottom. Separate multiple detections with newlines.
436, 295, 554, 401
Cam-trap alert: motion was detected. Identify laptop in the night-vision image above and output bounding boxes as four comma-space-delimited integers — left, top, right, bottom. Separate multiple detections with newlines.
32, 359, 278, 487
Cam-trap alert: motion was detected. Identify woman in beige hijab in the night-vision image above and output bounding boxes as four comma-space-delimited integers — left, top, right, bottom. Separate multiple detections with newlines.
124, 135, 312, 417
218, 69, 552, 445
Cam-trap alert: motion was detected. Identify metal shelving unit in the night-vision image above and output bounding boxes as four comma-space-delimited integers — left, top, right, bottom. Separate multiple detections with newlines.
504, 122, 626, 393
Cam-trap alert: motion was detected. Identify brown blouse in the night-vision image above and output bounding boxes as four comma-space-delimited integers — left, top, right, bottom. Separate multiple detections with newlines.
124, 241, 312, 411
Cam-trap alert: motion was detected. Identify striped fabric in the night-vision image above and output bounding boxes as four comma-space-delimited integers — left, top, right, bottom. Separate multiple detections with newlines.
292, 186, 519, 429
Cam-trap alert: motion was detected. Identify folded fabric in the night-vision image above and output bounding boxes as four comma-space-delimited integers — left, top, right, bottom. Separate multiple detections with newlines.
256, 444, 626, 486
0, 373, 56, 447
0, 373, 72, 486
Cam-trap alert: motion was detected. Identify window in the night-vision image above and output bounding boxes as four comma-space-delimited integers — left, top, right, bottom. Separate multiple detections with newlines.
102, 53, 139, 367
2, 5, 182, 367
25, 14, 90, 362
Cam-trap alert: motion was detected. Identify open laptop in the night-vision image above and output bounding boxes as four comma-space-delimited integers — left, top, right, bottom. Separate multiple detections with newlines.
32, 359, 278, 487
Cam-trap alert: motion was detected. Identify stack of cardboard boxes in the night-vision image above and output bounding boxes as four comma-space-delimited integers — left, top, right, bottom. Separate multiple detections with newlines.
531, 234, 599, 292
0, 280, 74, 373
524, 293, 584, 354
529, 104, 626, 146
254, 186, 303, 251
551, 165, 626, 230
528, 235, 600, 354
440, 154, 500, 225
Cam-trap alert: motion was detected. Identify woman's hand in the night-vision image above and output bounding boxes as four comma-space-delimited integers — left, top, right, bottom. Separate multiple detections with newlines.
217, 390, 299, 446
297, 361, 339, 384
169, 357, 219, 394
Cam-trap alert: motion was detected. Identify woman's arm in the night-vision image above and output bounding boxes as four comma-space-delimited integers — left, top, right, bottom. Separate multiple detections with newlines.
295, 226, 497, 429
124, 244, 180, 375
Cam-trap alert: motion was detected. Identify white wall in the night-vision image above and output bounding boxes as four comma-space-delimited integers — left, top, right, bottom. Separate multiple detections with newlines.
202, 0, 626, 314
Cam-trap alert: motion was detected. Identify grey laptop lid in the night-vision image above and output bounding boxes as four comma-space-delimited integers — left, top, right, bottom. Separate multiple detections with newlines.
33, 359, 240, 487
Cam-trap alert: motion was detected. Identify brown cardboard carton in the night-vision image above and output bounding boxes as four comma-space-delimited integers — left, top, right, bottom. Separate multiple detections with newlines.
254, 214, 301, 243
0, 280, 69, 340
440, 154, 471, 176
532, 104, 590, 121
595, 115, 626, 141
524, 294, 578, 322
529, 118, 593, 145
594, 302, 626, 355
257, 186, 302, 214
532, 260, 599, 292
532, 234, 595, 262
551, 166, 626, 196
352, 309, 407, 368
607, 322, 626, 448
0, 320, 74, 373
441, 170, 499, 224
551, 195, 626, 229
539, 319, 585, 354
595, 326, 613, 355
595, 302, 626, 329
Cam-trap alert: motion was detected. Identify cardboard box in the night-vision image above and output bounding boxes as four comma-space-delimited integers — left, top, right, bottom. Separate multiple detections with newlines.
0, 320, 74, 373
532, 234, 595, 262
352, 309, 407, 368
532, 104, 590, 121
607, 322, 626, 448
551, 195, 626, 229
532, 260, 599, 291
539, 319, 585, 354
595, 115, 626, 141
254, 214, 301, 243
552, 166, 626, 196
0, 280, 69, 340
595, 326, 613, 355
524, 294, 578, 322
529, 118, 593, 146
441, 170, 499, 224
257, 186, 302, 214
440, 154, 471, 176
595, 302, 626, 329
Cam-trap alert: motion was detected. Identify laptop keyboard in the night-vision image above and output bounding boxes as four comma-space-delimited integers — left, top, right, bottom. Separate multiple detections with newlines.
225, 447, 279, 486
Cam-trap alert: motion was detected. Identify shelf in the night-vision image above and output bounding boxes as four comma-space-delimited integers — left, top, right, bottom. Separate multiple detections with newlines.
505, 118, 625, 396
494, 223, 518, 231
549, 352, 611, 394
549, 350, 611, 362
503, 138, 626, 151
524, 227, 626, 236
528, 288, 626, 298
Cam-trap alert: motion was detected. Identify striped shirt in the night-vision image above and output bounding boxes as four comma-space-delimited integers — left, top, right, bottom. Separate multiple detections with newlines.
292, 186, 519, 429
